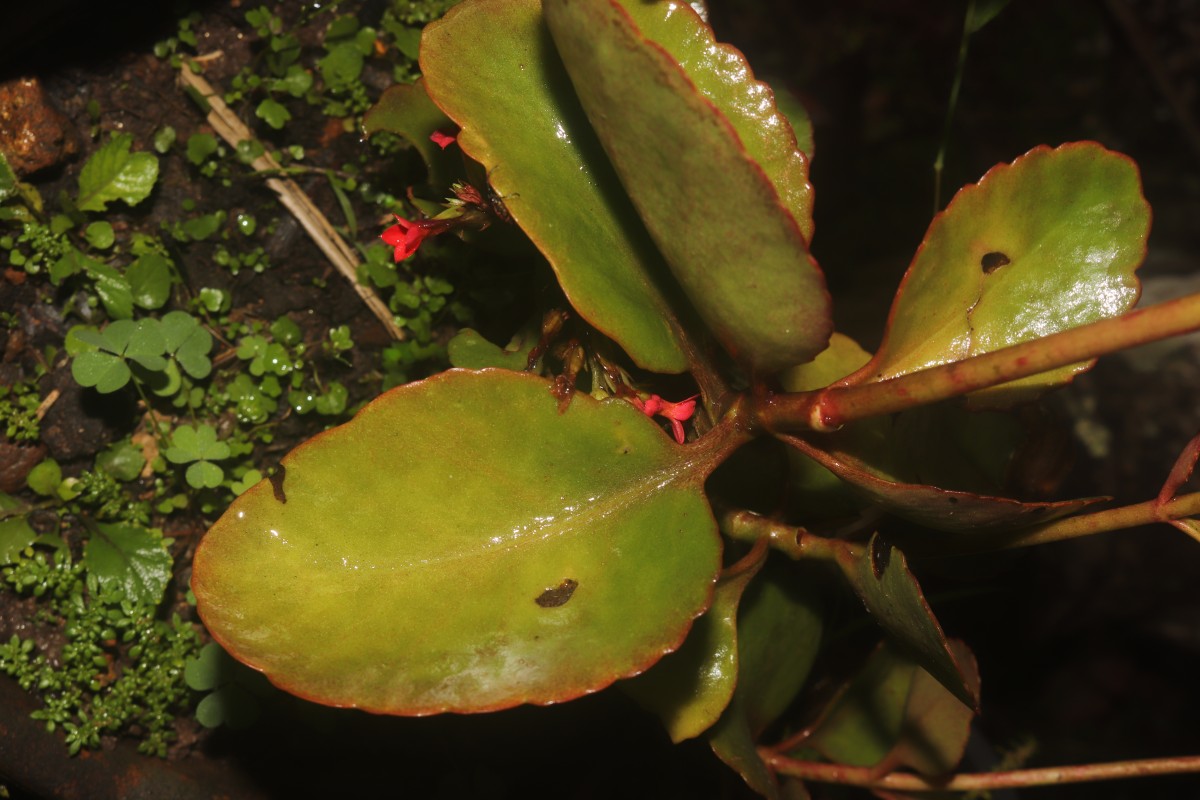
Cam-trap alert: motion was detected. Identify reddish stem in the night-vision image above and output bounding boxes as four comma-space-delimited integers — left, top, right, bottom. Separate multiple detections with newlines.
758, 293, 1200, 432
762, 752, 1200, 791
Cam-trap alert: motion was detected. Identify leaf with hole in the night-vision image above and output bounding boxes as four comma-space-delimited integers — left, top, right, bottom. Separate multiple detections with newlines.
193, 369, 732, 714
843, 142, 1149, 406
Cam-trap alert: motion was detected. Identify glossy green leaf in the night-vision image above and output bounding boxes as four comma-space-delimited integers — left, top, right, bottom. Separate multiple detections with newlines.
421, 0, 689, 373
193, 370, 728, 714
83, 522, 173, 607
804, 639, 978, 776
544, 0, 831, 372
77, 133, 159, 212
847, 143, 1149, 405
624, 541, 765, 742
363, 78, 461, 189
780, 433, 1102, 533
831, 534, 976, 709
617, 2, 815, 239
448, 328, 536, 371
709, 558, 825, 800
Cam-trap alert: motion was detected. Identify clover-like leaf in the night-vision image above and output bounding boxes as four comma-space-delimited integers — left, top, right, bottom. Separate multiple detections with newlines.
544, 0, 831, 372
77, 133, 159, 212
71, 350, 132, 393
82, 522, 173, 607
421, 0, 690, 373
193, 369, 733, 714
165, 424, 230, 465
845, 142, 1150, 405
160, 311, 213, 379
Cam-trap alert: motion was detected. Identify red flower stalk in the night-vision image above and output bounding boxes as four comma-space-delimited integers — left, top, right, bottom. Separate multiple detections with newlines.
381, 214, 454, 262
629, 394, 698, 444
430, 130, 457, 149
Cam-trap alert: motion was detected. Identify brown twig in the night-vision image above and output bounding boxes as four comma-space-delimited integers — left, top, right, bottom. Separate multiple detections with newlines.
763, 751, 1200, 791
176, 63, 406, 341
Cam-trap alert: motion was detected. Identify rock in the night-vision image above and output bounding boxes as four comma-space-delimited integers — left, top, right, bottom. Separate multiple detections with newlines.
0, 441, 46, 493
0, 77, 78, 176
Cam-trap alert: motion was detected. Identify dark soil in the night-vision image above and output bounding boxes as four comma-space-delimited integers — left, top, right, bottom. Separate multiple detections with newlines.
2, 1, 1200, 799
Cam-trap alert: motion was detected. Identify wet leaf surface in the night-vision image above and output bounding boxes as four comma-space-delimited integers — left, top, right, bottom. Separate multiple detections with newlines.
420, 0, 689, 373
708, 558, 825, 799
193, 370, 727, 714
623, 539, 766, 742
545, 0, 831, 372
846, 142, 1150, 405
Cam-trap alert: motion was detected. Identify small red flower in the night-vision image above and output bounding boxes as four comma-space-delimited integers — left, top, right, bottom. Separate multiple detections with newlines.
629, 394, 698, 444
430, 130, 457, 150
381, 214, 451, 262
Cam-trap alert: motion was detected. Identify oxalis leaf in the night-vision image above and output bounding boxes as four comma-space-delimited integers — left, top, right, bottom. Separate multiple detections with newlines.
842, 142, 1150, 406
193, 370, 740, 714
83, 522, 173, 607
421, 0, 690, 373
77, 133, 159, 212
544, 0, 831, 373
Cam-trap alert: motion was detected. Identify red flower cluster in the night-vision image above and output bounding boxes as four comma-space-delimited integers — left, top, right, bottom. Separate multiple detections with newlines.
381, 215, 452, 262
629, 394, 698, 444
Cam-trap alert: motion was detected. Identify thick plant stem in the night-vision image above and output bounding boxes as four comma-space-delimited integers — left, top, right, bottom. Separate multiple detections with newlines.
762, 752, 1200, 792
758, 293, 1200, 433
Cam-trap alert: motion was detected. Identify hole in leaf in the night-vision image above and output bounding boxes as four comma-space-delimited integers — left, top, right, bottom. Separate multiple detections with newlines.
269, 465, 287, 504
981, 251, 1011, 273
869, 538, 890, 580
535, 578, 578, 608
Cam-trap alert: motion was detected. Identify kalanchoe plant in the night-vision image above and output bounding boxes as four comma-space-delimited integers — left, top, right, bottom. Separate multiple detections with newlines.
192, 0, 1200, 795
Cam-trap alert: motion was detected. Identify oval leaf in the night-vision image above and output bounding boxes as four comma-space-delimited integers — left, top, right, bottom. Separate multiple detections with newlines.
193, 370, 724, 714
623, 540, 766, 742
619, 2, 815, 239
83, 522, 172, 607
544, 0, 831, 372
847, 142, 1149, 404
421, 0, 690, 373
